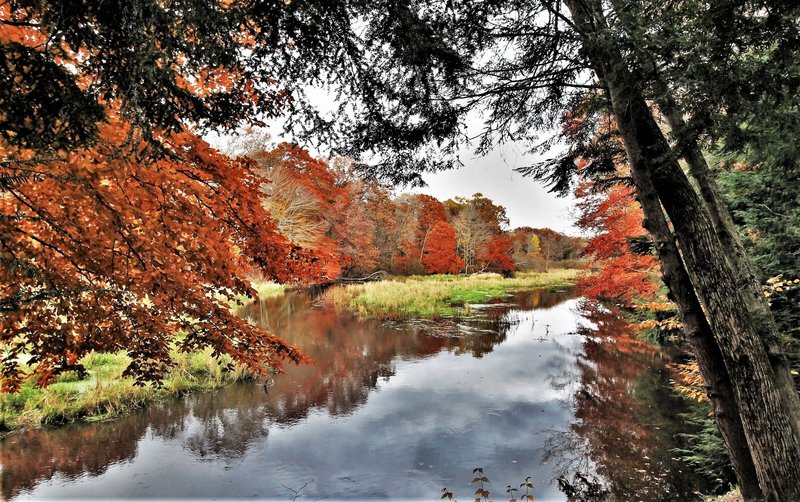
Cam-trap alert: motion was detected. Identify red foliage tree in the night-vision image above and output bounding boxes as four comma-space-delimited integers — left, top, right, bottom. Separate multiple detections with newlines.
1, 120, 326, 390
328, 180, 380, 277
416, 194, 448, 228
414, 194, 448, 268
421, 221, 463, 274
574, 182, 660, 303
481, 235, 516, 274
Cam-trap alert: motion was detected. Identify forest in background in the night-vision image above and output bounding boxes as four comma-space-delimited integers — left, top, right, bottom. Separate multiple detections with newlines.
224, 139, 584, 281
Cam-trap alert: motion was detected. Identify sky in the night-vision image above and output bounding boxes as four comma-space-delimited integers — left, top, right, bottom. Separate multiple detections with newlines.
207, 87, 580, 236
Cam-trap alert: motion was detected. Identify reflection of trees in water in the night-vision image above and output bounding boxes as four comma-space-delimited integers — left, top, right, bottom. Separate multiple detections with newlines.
0, 383, 272, 500
174, 385, 271, 459
242, 291, 527, 422
2, 288, 555, 500
514, 288, 575, 311
3, 290, 708, 501
544, 300, 708, 501
1, 418, 144, 500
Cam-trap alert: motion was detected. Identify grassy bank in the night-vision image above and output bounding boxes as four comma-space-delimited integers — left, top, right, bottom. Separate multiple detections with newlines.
223, 279, 285, 309
0, 348, 256, 432
0, 280, 285, 433
323, 269, 580, 319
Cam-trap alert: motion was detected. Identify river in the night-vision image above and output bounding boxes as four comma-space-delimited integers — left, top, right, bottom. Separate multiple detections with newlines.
0, 288, 707, 500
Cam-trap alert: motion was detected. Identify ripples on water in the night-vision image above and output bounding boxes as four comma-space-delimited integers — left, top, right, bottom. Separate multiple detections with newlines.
0, 288, 708, 500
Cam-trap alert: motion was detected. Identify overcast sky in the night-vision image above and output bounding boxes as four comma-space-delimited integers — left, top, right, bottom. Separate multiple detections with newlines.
208, 85, 580, 236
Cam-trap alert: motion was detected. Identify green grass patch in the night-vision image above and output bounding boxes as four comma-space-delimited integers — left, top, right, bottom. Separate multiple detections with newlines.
0, 347, 256, 432
323, 269, 579, 319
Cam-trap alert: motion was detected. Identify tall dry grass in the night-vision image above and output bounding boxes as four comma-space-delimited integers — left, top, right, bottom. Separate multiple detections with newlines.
323, 269, 579, 319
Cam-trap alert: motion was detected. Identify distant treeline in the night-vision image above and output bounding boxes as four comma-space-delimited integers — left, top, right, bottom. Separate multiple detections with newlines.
230, 141, 584, 280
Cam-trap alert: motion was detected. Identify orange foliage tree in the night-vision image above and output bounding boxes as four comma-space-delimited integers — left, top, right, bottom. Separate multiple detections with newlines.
0, 1, 324, 390
226, 137, 381, 279
0, 120, 326, 390
327, 173, 380, 277
245, 143, 344, 281
415, 194, 448, 265
574, 180, 660, 304
386, 195, 423, 275
481, 235, 516, 274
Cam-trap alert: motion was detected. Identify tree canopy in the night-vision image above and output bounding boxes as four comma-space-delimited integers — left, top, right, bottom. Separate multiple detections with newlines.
0, 118, 323, 390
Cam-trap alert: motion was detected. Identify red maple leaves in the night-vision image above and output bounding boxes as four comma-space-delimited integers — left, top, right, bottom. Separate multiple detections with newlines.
574, 182, 660, 303
421, 221, 463, 274
1, 122, 322, 390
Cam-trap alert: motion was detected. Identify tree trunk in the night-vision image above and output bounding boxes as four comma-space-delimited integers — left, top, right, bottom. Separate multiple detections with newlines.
659, 104, 800, 404
628, 146, 763, 500
616, 71, 800, 502
608, 0, 795, 404
564, 1, 800, 498
419, 227, 432, 264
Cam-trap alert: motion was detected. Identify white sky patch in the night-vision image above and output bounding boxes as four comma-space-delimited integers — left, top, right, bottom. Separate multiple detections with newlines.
410, 141, 579, 234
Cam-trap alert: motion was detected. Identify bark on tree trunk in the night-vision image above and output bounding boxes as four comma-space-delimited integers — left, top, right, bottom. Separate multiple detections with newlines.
564, 1, 800, 498
608, 0, 795, 404
659, 104, 800, 406
616, 72, 800, 502
629, 150, 763, 500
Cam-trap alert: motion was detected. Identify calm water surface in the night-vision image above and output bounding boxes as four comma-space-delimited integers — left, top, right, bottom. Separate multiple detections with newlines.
0, 289, 705, 500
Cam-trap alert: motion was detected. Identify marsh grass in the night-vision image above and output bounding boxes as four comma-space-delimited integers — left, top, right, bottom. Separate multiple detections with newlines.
1, 279, 283, 432
215, 279, 285, 310
1, 347, 257, 432
323, 269, 579, 319
242, 280, 285, 303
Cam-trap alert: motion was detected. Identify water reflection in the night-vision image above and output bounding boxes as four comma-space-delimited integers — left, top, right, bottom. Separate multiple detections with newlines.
0, 288, 704, 501
1, 384, 275, 498
237, 291, 528, 422
1, 418, 142, 498
543, 301, 707, 500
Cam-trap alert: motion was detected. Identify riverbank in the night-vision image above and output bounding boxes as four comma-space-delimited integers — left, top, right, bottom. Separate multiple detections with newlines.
0, 280, 286, 433
322, 269, 580, 319
0, 348, 256, 433
223, 279, 285, 308
0, 272, 579, 432
1, 282, 711, 500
